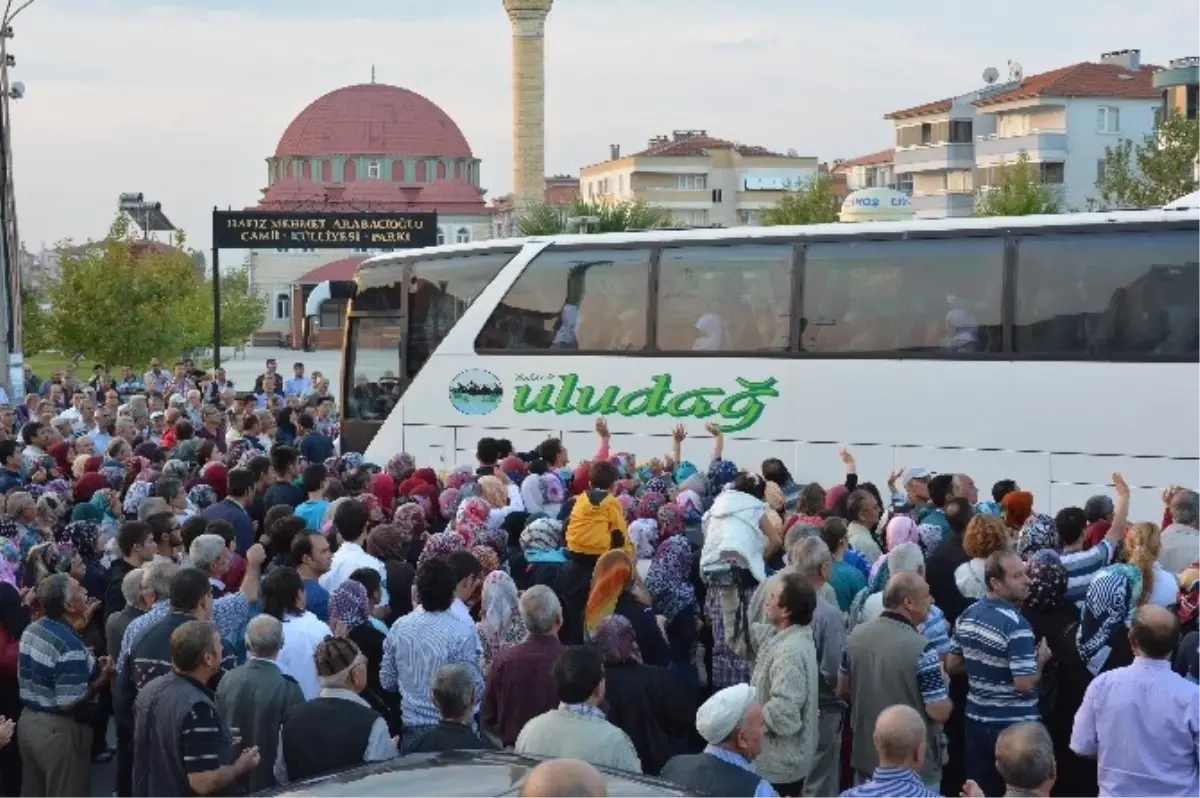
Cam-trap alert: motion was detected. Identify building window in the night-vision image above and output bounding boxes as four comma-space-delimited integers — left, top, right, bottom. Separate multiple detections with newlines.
712, 188, 723, 203
675, 174, 707, 190
1039, 162, 1065, 184
366, 160, 381, 178
319, 299, 347, 330
274, 292, 291, 321
949, 120, 973, 143
618, 175, 625, 195
456, 227, 471, 244
1096, 158, 1107, 184
1097, 106, 1120, 133
675, 209, 709, 226
436, 227, 446, 246
920, 123, 932, 145
895, 174, 914, 194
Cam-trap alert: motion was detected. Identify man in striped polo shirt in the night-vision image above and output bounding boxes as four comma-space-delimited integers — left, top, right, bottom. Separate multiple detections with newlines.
947, 550, 1052, 798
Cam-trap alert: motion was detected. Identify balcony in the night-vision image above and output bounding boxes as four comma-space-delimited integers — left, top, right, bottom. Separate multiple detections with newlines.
910, 192, 975, 219
974, 131, 1068, 165
633, 187, 711, 204
893, 143, 974, 174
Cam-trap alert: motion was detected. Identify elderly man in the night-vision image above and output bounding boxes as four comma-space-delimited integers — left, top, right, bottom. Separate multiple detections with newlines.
133, 620, 259, 796
216, 615, 305, 793
482, 585, 567, 746
106, 568, 150, 669
839, 705, 940, 798
857, 543, 952, 659
277, 636, 397, 784
187, 533, 264, 642
521, 759, 609, 798
1071, 605, 1199, 797
660, 683, 774, 797
409, 664, 498, 753
1161, 488, 1200, 575
979, 721, 1056, 798
839, 572, 951, 791
17, 574, 115, 797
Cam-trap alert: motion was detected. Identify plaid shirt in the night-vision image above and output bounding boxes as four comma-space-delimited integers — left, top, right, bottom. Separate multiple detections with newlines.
705, 587, 751, 690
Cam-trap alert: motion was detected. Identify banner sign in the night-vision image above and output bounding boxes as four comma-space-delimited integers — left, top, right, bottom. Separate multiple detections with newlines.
212, 210, 438, 249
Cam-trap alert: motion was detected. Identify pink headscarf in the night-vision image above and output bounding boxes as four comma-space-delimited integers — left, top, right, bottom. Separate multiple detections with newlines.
886, 516, 919, 550
824, 484, 849, 510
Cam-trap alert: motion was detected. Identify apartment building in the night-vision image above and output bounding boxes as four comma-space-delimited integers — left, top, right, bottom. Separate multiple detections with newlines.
1154, 56, 1199, 121
578, 131, 818, 227
833, 149, 907, 193
887, 49, 1162, 217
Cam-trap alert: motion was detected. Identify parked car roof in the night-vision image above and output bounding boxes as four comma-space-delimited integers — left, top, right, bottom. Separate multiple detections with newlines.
258, 749, 699, 797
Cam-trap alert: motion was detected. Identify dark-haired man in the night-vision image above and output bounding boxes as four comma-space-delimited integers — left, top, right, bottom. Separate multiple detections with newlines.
105, 522, 156, 618
381, 558, 483, 753
320, 500, 387, 603
263, 446, 304, 509
0, 438, 24, 492
201, 467, 258, 555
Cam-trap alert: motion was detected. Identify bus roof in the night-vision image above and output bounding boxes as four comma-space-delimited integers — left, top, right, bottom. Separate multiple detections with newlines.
355, 204, 1200, 275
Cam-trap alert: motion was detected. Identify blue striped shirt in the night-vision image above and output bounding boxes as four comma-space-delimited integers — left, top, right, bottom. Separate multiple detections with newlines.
923, 604, 952, 658
1061, 540, 1115, 604
951, 596, 1039, 724
18, 617, 95, 713
839, 766, 940, 797
119, 600, 170, 675
380, 607, 483, 728
703, 745, 778, 798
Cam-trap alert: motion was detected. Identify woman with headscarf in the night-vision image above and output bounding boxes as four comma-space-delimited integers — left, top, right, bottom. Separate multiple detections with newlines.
590, 614, 692, 776
65, 520, 107, 603
274, 408, 298, 447
0, 535, 28, 795
327, 577, 397, 731
476, 571, 525, 673
515, 518, 565, 591
1017, 513, 1059, 559
364, 523, 417, 625
1020, 551, 1098, 797
585, 549, 670, 667
72, 472, 106, 505
371, 473, 396, 518
6, 493, 46, 561
519, 473, 564, 519
416, 531, 467, 572
645, 535, 701, 696
477, 474, 523, 530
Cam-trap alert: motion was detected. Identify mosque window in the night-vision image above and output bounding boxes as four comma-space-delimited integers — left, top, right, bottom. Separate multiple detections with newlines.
456, 227, 471, 244
367, 160, 381, 178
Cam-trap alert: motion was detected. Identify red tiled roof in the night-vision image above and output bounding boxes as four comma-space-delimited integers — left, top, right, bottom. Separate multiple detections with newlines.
837, 148, 894, 168
630, 135, 786, 158
884, 97, 954, 120
275, 83, 472, 158
972, 61, 1161, 107
297, 256, 368, 284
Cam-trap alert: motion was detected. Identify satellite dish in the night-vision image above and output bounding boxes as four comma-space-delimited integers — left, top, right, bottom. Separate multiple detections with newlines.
1009, 61, 1024, 82
982, 66, 999, 85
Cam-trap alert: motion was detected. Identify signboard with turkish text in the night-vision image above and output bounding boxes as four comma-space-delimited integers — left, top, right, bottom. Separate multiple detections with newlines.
211, 210, 438, 249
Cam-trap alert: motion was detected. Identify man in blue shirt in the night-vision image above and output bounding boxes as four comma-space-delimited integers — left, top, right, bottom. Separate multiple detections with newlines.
283, 362, 311, 399
294, 464, 330, 532
839, 705, 943, 798
201, 468, 257, 555
296, 413, 334, 466
0, 439, 26, 493
947, 550, 1052, 797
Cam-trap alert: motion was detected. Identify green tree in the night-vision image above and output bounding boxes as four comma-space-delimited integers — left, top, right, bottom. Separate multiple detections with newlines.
974, 151, 1060, 216
515, 198, 674, 235
20, 287, 50, 357
46, 214, 199, 365
1094, 112, 1199, 209
760, 175, 841, 226
178, 267, 267, 351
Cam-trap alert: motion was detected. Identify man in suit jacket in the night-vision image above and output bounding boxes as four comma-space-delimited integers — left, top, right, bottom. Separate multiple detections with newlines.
216, 615, 305, 794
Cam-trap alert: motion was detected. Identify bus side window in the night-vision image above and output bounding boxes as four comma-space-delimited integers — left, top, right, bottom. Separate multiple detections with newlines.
474, 248, 652, 352
803, 238, 1004, 354
407, 252, 514, 375
1014, 230, 1199, 360
655, 244, 793, 352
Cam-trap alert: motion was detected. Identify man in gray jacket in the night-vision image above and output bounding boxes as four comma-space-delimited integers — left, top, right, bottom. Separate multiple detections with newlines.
215, 615, 305, 793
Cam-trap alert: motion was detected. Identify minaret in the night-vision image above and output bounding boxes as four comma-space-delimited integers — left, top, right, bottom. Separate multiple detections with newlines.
503, 0, 552, 210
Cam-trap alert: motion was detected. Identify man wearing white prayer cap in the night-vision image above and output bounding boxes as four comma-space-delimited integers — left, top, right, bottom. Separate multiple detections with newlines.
659, 683, 777, 797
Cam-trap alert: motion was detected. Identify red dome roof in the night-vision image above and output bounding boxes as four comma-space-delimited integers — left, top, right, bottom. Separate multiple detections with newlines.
274, 83, 473, 159
262, 177, 325, 204
418, 178, 483, 205
340, 179, 403, 205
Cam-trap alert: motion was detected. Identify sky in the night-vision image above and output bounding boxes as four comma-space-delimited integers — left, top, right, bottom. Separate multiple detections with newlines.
8, 0, 1199, 253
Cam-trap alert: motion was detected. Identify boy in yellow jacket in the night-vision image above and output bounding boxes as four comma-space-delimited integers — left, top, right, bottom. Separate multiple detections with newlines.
566, 461, 632, 558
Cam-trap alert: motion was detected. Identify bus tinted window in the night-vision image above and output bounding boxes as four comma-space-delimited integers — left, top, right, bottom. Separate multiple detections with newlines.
345, 316, 402, 421
802, 237, 1004, 354
656, 245, 792, 352
408, 253, 513, 378
475, 248, 651, 352
1014, 230, 1199, 359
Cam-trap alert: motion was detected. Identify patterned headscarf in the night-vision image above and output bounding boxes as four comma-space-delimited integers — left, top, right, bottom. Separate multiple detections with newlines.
520, 518, 562, 552
1025, 550, 1069, 612
656, 503, 684, 539
1018, 513, 1059, 558
100, 465, 126, 491
329, 579, 371, 629
615, 494, 636, 524
444, 469, 473, 491
163, 459, 192, 480
1078, 563, 1143, 674
66, 520, 103, 564
357, 494, 384, 526
646, 535, 697, 623
436, 487, 461, 520
90, 489, 118, 520
474, 526, 509, 567
585, 550, 633, 636
123, 481, 154, 517
636, 491, 666, 521
1176, 563, 1199, 628
707, 459, 738, 493
188, 484, 218, 512
408, 484, 439, 520
387, 453, 417, 481
480, 571, 520, 644
499, 456, 527, 485
392, 503, 427, 541
676, 489, 704, 526
609, 453, 634, 479
417, 531, 467, 570
629, 519, 658, 560
366, 524, 410, 562
477, 476, 507, 509
472, 544, 500, 579
591, 614, 639, 665
643, 476, 671, 498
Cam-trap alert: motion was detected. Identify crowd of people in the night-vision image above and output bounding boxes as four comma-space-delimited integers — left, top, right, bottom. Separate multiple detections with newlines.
0, 356, 1196, 797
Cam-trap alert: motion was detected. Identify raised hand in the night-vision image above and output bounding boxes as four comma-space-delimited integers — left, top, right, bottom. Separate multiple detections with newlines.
672, 424, 687, 444
595, 417, 610, 440
1111, 472, 1129, 499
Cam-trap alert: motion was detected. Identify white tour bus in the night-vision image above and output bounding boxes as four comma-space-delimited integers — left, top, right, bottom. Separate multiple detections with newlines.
339, 201, 1199, 521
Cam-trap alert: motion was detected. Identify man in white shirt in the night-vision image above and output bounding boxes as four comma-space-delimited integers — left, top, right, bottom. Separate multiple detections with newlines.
319, 501, 389, 606
445, 550, 483, 630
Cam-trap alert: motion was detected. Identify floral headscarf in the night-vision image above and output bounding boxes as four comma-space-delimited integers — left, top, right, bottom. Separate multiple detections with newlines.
591, 614, 640, 665
676, 489, 704, 526
418, 531, 467, 570
1025, 550, 1068, 611
475, 526, 509, 563
643, 476, 671, 498
100, 466, 126, 491
610, 453, 634, 479
472, 544, 500, 579
1018, 513, 1059, 558
438, 488, 461, 520
387, 453, 417, 481
499, 456, 527, 485
629, 519, 658, 560
329, 579, 371, 629
636, 491, 666, 521
163, 459, 192, 480
520, 518, 562, 552
480, 571, 520, 642
615, 494, 636, 524
123, 481, 154, 517
357, 494, 384, 525
408, 484, 439, 520
66, 520, 103, 564
0, 538, 19, 588
614, 479, 638, 497
477, 476, 507, 509
1078, 563, 1143, 674
520, 474, 565, 517
707, 459, 738, 493
656, 504, 684, 540
366, 523, 410, 563
444, 469, 473, 491
646, 535, 697, 623
188, 484, 218, 512
90, 489, 118, 520
392, 503, 427, 541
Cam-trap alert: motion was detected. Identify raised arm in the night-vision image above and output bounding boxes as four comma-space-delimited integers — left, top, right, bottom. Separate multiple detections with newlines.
670, 424, 686, 468
705, 422, 724, 463
594, 417, 611, 461
1105, 473, 1129, 545
839, 447, 859, 492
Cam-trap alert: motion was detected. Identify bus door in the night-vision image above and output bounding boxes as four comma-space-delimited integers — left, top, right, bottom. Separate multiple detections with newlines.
340, 267, 408, 454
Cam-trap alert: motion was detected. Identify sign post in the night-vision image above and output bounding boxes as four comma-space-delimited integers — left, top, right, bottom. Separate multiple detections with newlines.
208, 209, 438, 366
